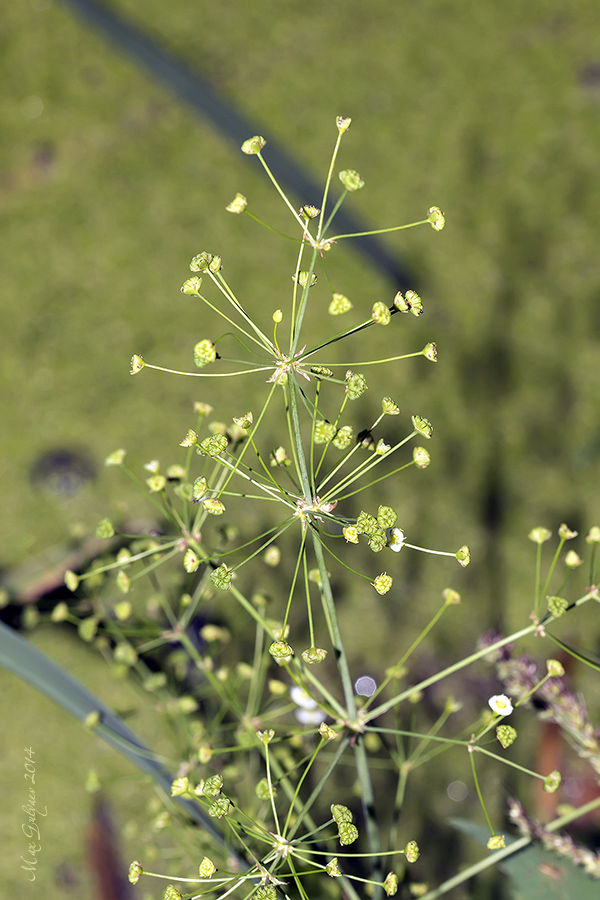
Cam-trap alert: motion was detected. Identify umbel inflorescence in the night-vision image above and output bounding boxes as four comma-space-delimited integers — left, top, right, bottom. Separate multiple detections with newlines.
60, 118, 600, 900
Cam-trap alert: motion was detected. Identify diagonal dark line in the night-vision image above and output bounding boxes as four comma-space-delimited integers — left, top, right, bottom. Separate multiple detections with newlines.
59, 0, 414, 290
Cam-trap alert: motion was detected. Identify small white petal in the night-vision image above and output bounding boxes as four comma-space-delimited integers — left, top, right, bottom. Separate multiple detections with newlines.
488, 694, 513, 717
389, 527, 405, 552
295, 707, 327, 725
290, 685, 317, 710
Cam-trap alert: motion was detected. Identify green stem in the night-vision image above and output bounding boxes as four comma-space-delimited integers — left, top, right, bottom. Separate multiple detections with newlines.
364, 592, 597, 724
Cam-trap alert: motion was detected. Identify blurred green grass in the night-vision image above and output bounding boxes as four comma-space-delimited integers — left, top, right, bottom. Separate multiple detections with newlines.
2, 1, 599, 604
2, 0, 600, 894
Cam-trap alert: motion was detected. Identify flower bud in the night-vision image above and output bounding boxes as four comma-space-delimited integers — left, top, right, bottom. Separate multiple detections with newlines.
393, 291, 410, 312
199, 857, 216, 878
543, 770, 561, 793
546, 659, 565, 677
272, 308, 283, 323
294, 271, 317, 287
170, 776, 189, 797
51, 601, 69, 622
357, 511, 378, 534
269, 640, 294, 661
302, 646, 328, 664
241, 135, 266, 154
558, 523, 578, 540
372, 301, 391, 325
263, 544, 281, 569
314, 420, 337, 444
369, 531, 387, 552
210, 564, 232, 590
345, 370, 368, 399
326, 858, 342, 877
319, 722, 338, 740
413, 446, 431, 468
311, 365, 333, 378
95, 517, 115, 539
487, 835, 506, 850
339, 169, 365, 191
375, 438, 391, 455
270, 446, 291, 467
338, 822, 359, 845
301, 204, 320, 219
405, 289, 423, 316
428, 206, 445, 231
226, 193, 247, 213
373, 573, 393, 595
547, 595, 569, 617
564, 550, 582, 568
146, 475, 166, 493
412, 415, 433, 439
528, 526, 552, 544
585, 525, 600, 543
496, 724, 517, 748
203, 774, 224, 796
203, 498, 225, 515
198, 434, 228, 457
422, 341, 437, 361
130, 354, 145, 374
404, 841, 420, 863
336, 115, 351, 133
128, 861, 143, 884
194, 339, 217, 368
116, 571, 131, 594
233, 411, 253, 430
383, 872, 398, 896
382, 397, 400, 415
105, 448, 126, 467
329, 292, 353, 315
183, 549, 200, 573
377, 506, 397, 529
179, 429, 198, 447
190, 251, 213, 272
164, 886, 182, 900
65, 570, 79, 592
208, 797, 232, 818
181, 276, 202, 295
333, 425, 353, 449
343, 525, 359, 544
442, 587, 461, 604
455, 545, 470, 567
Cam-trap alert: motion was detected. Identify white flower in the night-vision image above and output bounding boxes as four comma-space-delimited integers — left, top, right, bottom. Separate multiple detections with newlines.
290, 686, 326, 725
290, 686, 317, 709
488, 694, 513, 717
389, 527, 405, 552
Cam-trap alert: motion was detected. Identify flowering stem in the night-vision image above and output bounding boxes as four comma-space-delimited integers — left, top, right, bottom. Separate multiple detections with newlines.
327, 218, 430, 241
317, 128, 345, 242
418, 793, 600, 900
469, 749, 495, 835
256, 151, 314, 239
539, 534, 567, 613
474, 744, 550, 781
366, 590, 597, 725
365, 603, 451, 711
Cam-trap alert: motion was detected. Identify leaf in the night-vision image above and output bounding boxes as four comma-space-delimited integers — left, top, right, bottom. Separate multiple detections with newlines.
0, 620, 244, 865
450, 818, 598, 900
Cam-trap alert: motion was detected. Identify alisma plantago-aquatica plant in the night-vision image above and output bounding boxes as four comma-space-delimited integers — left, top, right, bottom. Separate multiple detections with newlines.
58, 118, 600, 899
